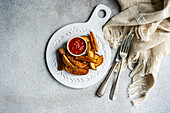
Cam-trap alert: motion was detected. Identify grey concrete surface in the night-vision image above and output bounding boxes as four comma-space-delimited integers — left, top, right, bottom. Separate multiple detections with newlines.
0, 0, 170, 113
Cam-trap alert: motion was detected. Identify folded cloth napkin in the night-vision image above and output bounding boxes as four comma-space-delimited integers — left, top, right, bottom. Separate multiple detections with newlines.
103, 0, 170, 106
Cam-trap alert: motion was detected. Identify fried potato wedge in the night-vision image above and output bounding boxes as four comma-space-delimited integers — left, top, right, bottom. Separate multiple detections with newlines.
65, 66, 89, 75
86, 42, 91, 56
88, 51, 96, 70
66, 53, 88, 69
58, 50, 64, 71
83, 65, 91, 69
86, 43, 96, 70
90, 31, 99, 52
59, 47, 66, 55
59, 48, 77, 69
94, 53, 100, 59
62, 54, 77, 69
58, 51, 64, 71
95, 55, 104, 67
75, 56, 97, 64
81, 36, 90, 42
82, 61, 87, 64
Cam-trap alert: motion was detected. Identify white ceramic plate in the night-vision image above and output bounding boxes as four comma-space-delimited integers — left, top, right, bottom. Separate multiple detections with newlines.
46, 4, 111, 88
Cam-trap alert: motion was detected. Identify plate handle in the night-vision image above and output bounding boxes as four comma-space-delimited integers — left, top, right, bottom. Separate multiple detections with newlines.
87, 4, 111, 29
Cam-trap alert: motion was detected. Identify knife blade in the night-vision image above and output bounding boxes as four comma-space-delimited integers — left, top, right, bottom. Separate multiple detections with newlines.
109, 47, 121, 73
114, 50, 121, 65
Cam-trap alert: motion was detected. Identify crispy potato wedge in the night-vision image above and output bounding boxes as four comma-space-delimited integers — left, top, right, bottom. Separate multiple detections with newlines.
86, 42, 91, 56
81, 36, 90, 42
59, 48, 77, 69
94, 53, 100, 59
83, 65, 91, 69
59, 47, 66, 55
82, 61, 87, 64
65, 66, 89, 75
95, 55, 104, 67
66, 53, 88, 68
86, 43, 96, 70
62, 54, 77, 69
90, 31, 99, 52
88, 51, 96, 70
75, 56, 97, 64
58, 50, 65, 71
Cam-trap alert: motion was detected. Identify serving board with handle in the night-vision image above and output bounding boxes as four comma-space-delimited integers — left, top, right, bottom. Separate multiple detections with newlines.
46, 4, 111, 88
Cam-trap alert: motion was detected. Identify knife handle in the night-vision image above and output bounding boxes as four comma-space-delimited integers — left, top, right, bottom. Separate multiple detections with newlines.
96, 62, 118, 98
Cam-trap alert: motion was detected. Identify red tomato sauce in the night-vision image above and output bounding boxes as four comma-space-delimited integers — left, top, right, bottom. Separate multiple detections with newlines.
68, 37, 86, 55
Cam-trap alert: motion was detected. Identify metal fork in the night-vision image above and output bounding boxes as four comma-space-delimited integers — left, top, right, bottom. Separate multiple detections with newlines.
110, 34, 133, 100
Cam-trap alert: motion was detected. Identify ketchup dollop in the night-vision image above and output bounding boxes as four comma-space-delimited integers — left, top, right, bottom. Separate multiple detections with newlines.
68, 37, 86, 55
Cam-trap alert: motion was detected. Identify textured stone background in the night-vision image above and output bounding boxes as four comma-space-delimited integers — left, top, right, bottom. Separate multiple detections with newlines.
0, 0, 170, 113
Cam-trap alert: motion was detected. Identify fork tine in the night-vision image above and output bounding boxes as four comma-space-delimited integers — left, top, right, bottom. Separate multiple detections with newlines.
127, 35, 133, 52
126, 35, 131, 53
121, 36, 128, 52
124, 34, 133, 53
121, 33, 133, 53
123, 38, 129, 52
125, 39, 130, 53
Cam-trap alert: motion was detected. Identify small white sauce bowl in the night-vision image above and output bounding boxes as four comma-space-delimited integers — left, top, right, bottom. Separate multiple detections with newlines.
67, 36, 87, 57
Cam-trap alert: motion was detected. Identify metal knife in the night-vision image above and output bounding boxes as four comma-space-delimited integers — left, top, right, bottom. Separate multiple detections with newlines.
96, 49, 121, 98
109, 62, 120, 100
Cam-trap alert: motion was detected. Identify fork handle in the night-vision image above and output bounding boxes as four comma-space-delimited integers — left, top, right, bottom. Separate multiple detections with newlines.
96, 62, 118, 98
109, 59, 123, 100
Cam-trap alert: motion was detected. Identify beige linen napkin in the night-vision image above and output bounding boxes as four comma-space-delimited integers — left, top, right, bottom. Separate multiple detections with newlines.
103, 0, 170, 106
